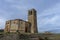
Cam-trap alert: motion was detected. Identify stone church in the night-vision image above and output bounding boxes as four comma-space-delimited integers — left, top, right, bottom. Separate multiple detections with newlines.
4, 9, 38, 33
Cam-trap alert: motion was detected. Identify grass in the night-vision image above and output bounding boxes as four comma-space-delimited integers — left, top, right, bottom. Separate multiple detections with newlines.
0, 32, 60, 40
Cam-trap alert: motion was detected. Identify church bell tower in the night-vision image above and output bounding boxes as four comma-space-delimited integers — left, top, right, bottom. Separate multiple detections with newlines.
28, 9, 38, 33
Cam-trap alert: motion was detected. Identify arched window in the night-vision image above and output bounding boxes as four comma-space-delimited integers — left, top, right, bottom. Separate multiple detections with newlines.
29, 11, 32, 15
6, 22, 9, 24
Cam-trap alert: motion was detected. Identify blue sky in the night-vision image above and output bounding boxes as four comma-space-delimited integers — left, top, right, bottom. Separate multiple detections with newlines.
0, 0, 60, 33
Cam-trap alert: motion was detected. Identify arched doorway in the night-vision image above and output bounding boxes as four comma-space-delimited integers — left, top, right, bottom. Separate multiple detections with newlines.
25, 27, 28, 33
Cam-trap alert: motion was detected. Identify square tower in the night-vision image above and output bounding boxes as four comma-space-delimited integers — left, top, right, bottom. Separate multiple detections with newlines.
28, 9, 38, 33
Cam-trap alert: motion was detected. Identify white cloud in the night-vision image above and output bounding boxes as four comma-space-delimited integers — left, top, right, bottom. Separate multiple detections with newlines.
10, 5, 29, 10
38, 3, 60, 32
0, 17, 6, 29
38, 3, 60, 17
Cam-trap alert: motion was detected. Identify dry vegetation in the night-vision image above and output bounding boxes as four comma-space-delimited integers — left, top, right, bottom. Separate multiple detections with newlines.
0, 32, 60, 40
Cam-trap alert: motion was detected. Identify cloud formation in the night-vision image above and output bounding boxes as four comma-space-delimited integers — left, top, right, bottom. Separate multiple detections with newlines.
38, 2, 60, 32
0, 0, 60, 33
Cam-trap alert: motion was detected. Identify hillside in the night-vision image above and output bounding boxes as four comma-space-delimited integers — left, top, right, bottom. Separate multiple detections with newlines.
0, 33, 60, 40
